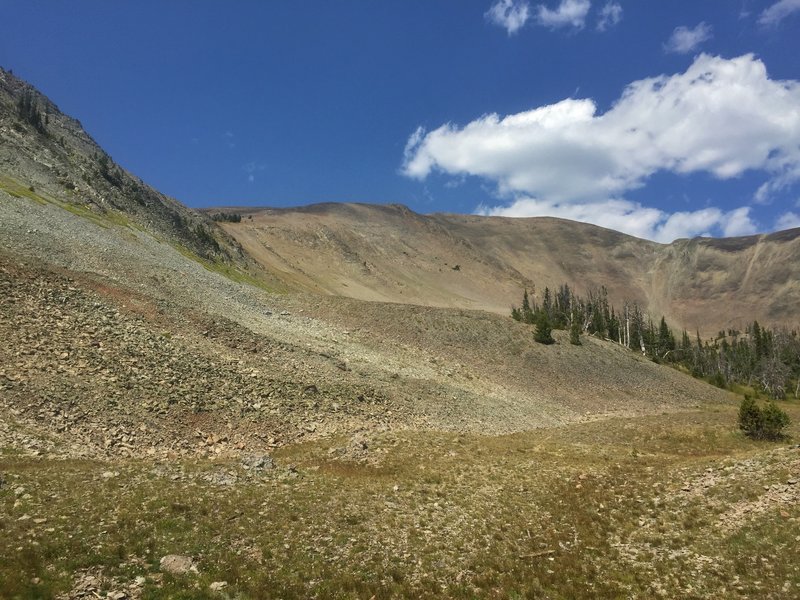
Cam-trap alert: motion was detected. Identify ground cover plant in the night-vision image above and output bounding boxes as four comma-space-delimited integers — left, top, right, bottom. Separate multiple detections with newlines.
2, 403, 798, 599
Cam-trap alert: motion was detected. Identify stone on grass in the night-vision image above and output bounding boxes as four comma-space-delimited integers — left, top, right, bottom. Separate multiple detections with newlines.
159, 554, 197, 575
241, 454, 275, 471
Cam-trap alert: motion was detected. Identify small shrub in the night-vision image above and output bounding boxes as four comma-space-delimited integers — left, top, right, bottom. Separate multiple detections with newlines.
738, 395, 761, 437
738, 395, 790, 440
210, 212, 242, 223
710, 372, 726, 389
761, 401, 790, 438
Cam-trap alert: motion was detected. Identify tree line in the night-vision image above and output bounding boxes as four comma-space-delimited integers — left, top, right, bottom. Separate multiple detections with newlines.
512, 284, 800, 400
210, 212, 242, 223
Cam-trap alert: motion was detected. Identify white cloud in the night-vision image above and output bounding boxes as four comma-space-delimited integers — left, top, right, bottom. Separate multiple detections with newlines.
403, 54, 800, 241
759, 0, 800, 26
535, 0, 591, 29
776, 211, 800, 230
596, 1, 622, 31
486, 0, 531, 35
403, 126, 426, 167
754, 161, 800, 203
721, 206, 759, 237
664, 22, 713, 54
476, 197, 757, 243
403, 54, 800, 203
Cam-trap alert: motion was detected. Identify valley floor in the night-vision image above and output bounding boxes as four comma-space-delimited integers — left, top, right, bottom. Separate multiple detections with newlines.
2, 406, 799, 599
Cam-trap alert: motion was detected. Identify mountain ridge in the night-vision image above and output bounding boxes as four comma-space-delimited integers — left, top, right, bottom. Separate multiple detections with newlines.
204, 202, 800, 335
0, 66, 249, 268
0, 69, 736, 449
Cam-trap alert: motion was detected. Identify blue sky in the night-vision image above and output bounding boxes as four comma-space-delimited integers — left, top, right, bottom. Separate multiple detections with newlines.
1, 1, 799, 241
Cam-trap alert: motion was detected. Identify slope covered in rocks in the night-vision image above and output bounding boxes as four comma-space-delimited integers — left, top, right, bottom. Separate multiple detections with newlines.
0, 66, 246, 266
0, 68, 743, 463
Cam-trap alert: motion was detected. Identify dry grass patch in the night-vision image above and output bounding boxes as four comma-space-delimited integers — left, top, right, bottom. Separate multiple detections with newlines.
1, 404, 799, 598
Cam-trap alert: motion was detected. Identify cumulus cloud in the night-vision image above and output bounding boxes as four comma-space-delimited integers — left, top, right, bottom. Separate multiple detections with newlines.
486, 0, 531, 34
403, 54, 800, 241
776, 211, 800, 230
535, 0, 591, 29
721, 206, 759, 237
759, 0, 800, 26
596, 1, 622, 31
404, 54, 800, 201
664, 22, 713, 54
476, 198, 757, 243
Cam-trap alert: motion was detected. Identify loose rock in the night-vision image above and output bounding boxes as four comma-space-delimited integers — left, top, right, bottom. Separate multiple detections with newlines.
159, 555, 196, 575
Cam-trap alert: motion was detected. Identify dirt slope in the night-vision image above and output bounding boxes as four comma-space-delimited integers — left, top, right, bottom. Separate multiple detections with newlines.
212, 203, 800, 335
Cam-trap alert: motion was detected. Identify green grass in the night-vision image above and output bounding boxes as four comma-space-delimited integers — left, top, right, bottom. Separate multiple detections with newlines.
171, 241, 279, 293
0, 175, 50, 204
0, 174, 138, 231
2, 405, 798, 599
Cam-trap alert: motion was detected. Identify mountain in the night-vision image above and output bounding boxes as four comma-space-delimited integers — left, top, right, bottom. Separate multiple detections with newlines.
206, 202, 800, 335
0, 68, 734, 456
3, 65, 798, 600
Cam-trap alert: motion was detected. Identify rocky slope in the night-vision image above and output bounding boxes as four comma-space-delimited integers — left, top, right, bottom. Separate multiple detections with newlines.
1, 243, 733, 460
0, 68, 734, 460
1, 67, 796, 600
212, 203, 800, 335
0, 66, 247, 266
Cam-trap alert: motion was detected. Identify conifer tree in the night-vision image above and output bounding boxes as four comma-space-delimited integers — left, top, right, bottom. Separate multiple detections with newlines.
534, 312, 555, 345
521, 289, 535, 324
569, 316, 581, 345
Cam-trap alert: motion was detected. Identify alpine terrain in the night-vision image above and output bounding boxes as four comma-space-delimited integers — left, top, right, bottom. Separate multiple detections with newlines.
1, 67, 799, 599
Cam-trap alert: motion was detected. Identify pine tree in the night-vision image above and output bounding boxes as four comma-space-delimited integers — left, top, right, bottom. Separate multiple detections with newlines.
657, 316, 675, 358
738, 395, 762, 438
752, 321, 765, 358
521, 289, 535, 324
761, 401, 790, 439
569, 316, 581, 345
534, 312, 555, 345
739, 395, 790, 440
